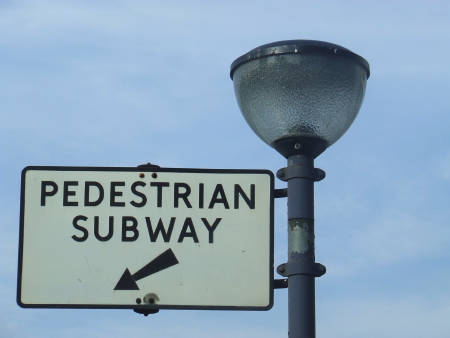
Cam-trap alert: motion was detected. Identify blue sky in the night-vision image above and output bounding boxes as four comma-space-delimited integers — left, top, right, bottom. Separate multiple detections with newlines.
1, 1, 449, 337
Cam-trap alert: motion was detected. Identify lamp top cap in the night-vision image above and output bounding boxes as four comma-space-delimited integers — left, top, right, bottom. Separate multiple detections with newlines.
230, 39, 370, 80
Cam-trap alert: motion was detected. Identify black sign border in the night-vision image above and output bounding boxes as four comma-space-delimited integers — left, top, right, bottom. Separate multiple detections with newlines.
18, 166, 274, 311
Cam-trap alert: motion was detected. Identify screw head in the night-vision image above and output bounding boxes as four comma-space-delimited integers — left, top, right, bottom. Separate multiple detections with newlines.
276, 168, 287, 181
312, 168, 326, 181
277, 263, 287, 277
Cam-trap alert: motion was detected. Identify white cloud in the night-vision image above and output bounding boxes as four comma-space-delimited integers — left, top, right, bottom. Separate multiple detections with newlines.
319, 295, 450, 338
437, 153, 450, 182
358, 213, 448, 263
52, 321, 282, 338
321, 208, 450, 278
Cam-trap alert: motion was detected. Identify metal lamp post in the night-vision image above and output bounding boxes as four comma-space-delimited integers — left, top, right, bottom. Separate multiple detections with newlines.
230, 40, 370, 338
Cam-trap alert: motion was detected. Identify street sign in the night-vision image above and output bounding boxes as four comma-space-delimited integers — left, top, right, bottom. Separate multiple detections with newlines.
18, 166, 274, 310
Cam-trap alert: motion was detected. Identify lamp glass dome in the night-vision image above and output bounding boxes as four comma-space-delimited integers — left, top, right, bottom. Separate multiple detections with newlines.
231, 40, 370, 158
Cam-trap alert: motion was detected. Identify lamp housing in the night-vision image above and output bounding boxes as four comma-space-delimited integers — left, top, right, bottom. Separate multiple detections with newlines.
231, 40, 370, 158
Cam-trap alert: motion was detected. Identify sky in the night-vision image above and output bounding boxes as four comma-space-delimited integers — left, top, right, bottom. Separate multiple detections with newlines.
1, 1, 450, 337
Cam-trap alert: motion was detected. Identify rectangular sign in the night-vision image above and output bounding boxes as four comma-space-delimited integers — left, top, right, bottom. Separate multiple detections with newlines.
18, 166, 274, 310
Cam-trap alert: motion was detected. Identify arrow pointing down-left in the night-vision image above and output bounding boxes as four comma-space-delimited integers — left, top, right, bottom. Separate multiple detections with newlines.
114, 248, 179, 290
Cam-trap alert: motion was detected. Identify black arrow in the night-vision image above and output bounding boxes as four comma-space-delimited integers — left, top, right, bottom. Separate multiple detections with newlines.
114, 248, 179, 290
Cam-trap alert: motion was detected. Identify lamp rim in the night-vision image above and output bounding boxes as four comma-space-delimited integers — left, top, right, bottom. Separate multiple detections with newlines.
230, 39, 370, 80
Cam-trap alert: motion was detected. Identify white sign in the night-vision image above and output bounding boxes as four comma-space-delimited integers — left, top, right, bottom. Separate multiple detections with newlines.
18, 166, 274, 310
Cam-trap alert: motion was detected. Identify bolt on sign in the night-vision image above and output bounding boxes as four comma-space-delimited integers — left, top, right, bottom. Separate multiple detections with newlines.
17, 166, 274, 310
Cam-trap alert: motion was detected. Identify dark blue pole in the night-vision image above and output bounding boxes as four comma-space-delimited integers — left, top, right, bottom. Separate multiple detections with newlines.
279, 154, 325, 338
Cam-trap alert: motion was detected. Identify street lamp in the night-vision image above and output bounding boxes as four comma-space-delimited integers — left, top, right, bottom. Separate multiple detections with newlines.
230, 40, 369, 338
